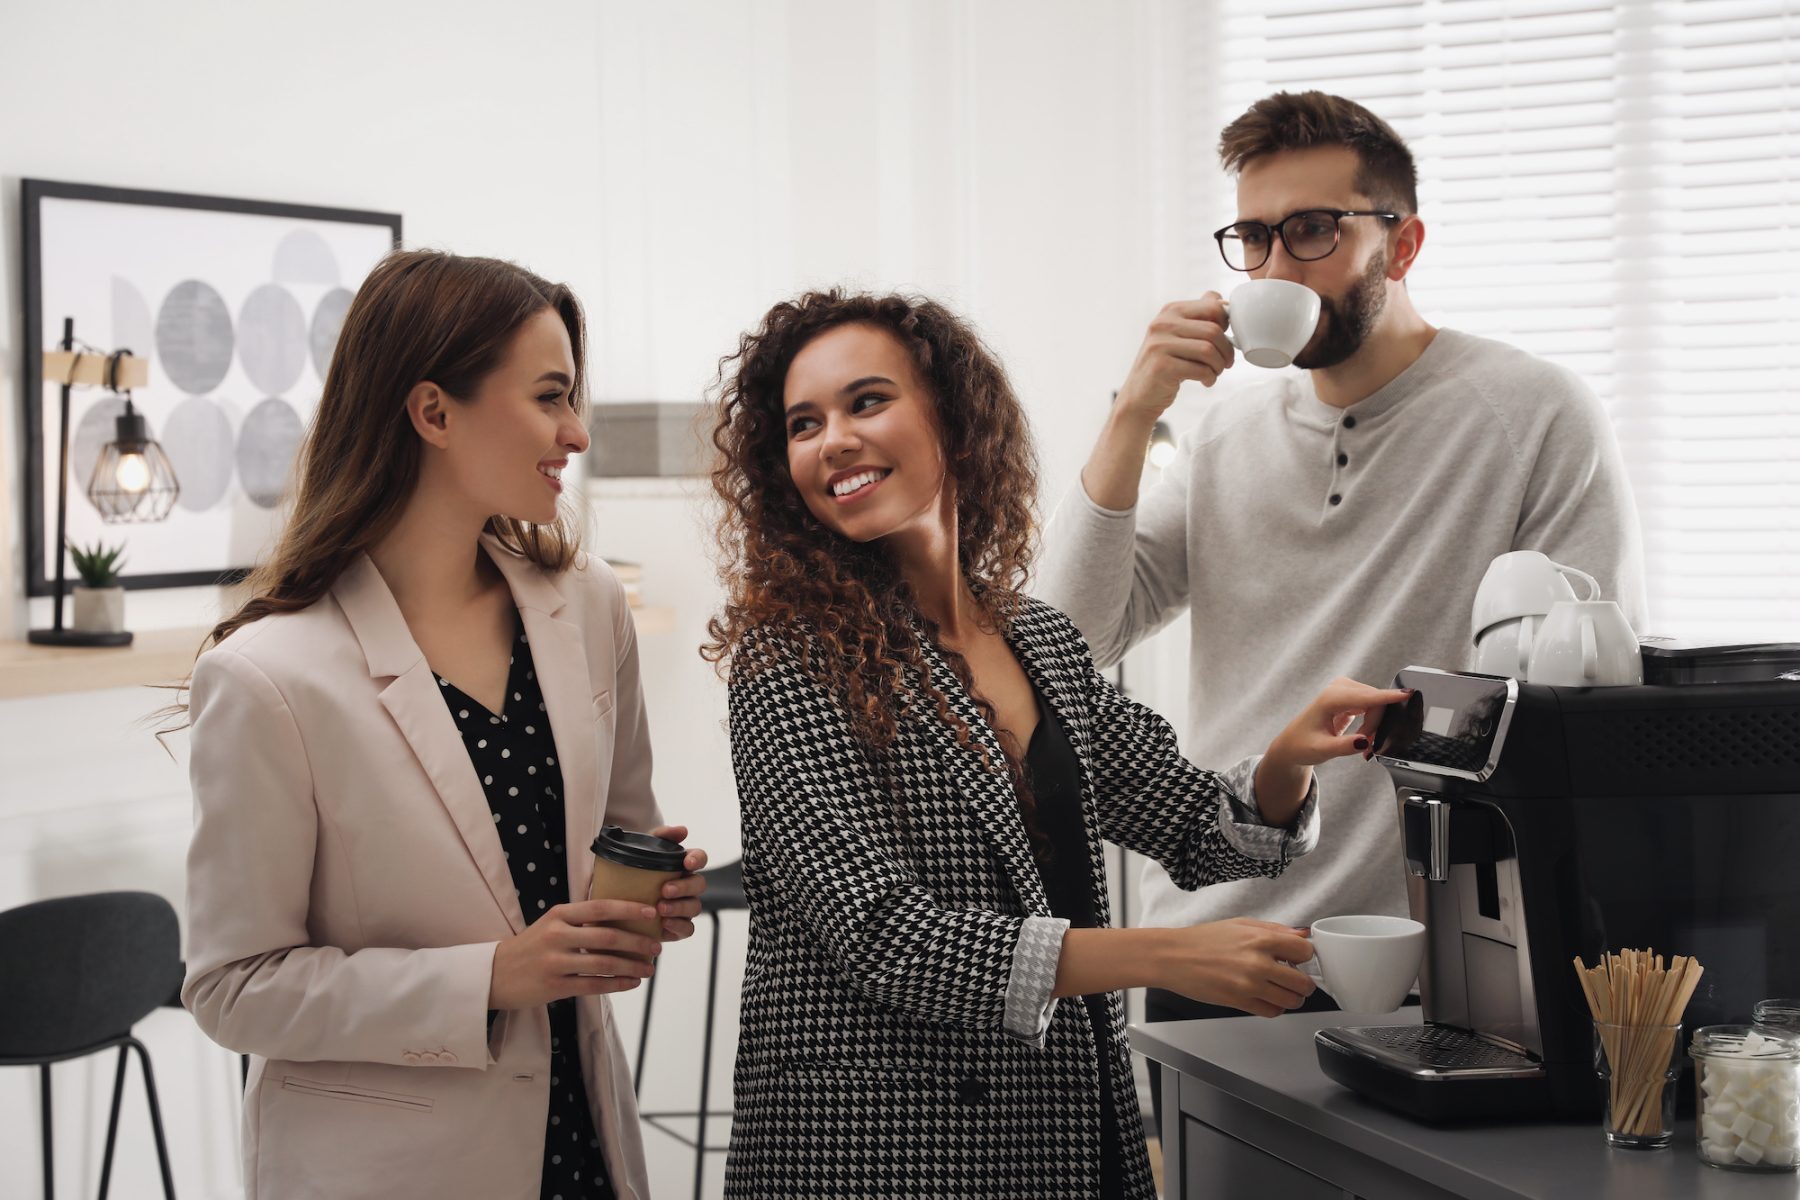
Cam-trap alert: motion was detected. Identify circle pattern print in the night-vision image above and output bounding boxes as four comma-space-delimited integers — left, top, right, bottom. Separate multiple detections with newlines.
237, 284, 308, 396
273, 228, 341, 285
236, 398, 305, 509
111, 278, 155, 361
162, 396, 238, 511
155, 280, 235, 395
310, 287, 354, 381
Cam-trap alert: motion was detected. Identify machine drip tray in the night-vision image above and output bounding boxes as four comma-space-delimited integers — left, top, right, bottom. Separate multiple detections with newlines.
1316, 1023, 1556, 1123
1319, 1024, 1545, 1079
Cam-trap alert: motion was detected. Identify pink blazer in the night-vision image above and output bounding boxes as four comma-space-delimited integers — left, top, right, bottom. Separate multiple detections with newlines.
183, 536, 658, 1199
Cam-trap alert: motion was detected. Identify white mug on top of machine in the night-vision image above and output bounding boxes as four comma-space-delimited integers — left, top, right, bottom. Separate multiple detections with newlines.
1470, 551, 1601, 682
1527, 600, 1645, 687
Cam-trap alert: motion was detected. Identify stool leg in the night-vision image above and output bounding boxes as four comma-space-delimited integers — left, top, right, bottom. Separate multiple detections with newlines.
40, 1062, 54, 1200
98, 1045, 130, 1200
694, 910, 722, 1200
634, 964, 657, 1098
128, 1037, 178, 1200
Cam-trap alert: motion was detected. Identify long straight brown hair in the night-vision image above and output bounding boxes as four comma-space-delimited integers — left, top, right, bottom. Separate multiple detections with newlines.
161, 249, 589, 723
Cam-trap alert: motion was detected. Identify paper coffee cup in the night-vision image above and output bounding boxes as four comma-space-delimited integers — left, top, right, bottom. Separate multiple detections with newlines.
589, 825, 687, 958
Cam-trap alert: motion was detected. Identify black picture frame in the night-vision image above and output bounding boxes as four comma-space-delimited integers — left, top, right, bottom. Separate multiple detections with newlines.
20, 179, 401, 595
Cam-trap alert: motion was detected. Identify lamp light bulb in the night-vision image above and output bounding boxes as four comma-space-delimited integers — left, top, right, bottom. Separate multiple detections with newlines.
1147, 420, 1178, 470
114, 452, 151, 494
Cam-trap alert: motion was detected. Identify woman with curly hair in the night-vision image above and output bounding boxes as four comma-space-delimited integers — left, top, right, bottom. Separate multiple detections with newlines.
704, 290, 1405, 1198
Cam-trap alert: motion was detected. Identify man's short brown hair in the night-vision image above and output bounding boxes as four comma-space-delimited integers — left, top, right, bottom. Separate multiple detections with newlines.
1219, 91, 1419, 215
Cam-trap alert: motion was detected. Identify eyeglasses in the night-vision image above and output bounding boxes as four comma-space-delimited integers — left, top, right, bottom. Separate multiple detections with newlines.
1213, 208, 1401, 273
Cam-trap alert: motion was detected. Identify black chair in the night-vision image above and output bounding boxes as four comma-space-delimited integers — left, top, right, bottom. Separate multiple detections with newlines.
0, 891, 182, 1200
634, 859, 746, 1200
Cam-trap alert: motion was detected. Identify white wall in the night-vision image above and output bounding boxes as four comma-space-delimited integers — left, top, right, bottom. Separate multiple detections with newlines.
2, 2, 1207, 1197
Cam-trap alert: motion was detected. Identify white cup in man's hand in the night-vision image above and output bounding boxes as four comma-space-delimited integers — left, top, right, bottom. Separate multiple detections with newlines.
1224, 279, 1321, 368
1305, 915, 1425, 1014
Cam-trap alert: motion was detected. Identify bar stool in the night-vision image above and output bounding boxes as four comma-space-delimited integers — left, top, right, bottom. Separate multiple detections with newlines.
0, 891, 182, 1200
633, 859, 746, 1200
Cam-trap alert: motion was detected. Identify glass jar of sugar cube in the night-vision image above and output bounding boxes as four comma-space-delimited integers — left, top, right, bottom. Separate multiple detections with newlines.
1689, 1025, 1800, 1171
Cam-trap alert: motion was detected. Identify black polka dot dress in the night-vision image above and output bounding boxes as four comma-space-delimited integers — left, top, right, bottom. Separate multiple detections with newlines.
436, 615, 615, 1200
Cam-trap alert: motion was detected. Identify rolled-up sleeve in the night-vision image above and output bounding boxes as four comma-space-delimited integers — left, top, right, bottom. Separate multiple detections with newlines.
1002, 916, 1072, 1046
1217, 754, 1321, 865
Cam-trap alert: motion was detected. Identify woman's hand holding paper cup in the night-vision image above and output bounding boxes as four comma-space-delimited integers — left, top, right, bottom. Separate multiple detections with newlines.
644, 823, 708, 941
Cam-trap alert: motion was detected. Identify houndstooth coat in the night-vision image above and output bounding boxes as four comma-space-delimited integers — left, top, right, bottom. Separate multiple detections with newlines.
722, 596, 1313, 1199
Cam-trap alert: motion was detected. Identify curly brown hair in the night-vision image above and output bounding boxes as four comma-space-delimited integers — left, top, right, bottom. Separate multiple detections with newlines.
702, 290, 1040, 808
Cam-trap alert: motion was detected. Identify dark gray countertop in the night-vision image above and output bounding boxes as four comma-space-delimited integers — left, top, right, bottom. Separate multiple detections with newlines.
1131, 1009, 1800, 1200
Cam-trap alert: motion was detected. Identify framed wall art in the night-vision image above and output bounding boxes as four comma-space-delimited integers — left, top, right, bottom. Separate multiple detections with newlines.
21, 179, 401, 594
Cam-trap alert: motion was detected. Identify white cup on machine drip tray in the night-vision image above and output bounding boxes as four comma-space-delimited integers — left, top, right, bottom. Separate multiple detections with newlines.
1304, 915, 1426, 1015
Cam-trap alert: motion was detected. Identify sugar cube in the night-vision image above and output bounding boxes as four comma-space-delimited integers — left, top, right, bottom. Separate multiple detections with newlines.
1736, 1141, 1766, 1165
1701, 1114, 1735, 1143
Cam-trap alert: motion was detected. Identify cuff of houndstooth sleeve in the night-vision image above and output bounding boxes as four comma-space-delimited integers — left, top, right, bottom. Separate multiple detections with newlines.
1003, 916, 1071, 1046
1217, 754, 1320, 864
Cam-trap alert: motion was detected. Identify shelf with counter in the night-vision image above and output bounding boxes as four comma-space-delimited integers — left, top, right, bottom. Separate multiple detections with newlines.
0, 605, 677, 700
1132, 1009, 1799, 1200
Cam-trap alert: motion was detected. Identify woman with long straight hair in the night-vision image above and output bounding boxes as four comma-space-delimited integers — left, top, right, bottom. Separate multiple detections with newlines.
180, 249, 706, 1200
706, 290, 1405, 1197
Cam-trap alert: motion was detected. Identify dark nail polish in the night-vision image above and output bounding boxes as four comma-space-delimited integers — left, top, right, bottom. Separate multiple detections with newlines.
1354, 736, 1370, 751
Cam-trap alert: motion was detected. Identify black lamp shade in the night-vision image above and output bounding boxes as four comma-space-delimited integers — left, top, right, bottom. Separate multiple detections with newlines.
86, 402, 179, 523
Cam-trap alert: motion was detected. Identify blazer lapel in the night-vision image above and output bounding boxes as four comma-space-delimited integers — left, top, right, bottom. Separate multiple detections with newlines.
915, 625, 1052, 918
483, 538, 599, 899
1005, 605, 1112, 917
333, 553, 526, 934
1005, 605, 1094, 769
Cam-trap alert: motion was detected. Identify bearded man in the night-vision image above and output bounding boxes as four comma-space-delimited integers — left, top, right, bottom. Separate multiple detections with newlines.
1036, 91, 1647, 1103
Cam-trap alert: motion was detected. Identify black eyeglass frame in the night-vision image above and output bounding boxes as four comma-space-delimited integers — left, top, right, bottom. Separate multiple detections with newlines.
1212, 208, 1402, 273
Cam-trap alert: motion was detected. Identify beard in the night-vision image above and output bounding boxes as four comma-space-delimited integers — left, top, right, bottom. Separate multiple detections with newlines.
1294, 250, 1389, 370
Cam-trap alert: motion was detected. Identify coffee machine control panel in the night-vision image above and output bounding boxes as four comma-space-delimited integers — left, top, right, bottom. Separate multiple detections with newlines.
1373, 667, 1519, 782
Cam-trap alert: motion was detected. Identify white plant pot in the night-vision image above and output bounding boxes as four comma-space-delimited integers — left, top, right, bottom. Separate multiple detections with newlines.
72, 586, 126, 634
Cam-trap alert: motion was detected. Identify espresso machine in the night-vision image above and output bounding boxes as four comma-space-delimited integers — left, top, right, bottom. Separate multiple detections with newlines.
1314, 641, 1800, 1122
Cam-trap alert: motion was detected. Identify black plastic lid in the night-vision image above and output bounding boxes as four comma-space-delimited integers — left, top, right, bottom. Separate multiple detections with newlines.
1638, 637, 1800, 685
591, 825, 686, 872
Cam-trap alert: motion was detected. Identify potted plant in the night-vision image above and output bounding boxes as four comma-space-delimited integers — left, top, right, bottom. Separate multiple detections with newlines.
68, 539, 127, 635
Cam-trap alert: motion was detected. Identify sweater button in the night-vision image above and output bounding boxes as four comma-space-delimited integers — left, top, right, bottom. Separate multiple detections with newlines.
1336, 452, 1348, 467
1343, 415, 1357, 429
1329, 494, 1343, 506
954, 1076, 991, 1105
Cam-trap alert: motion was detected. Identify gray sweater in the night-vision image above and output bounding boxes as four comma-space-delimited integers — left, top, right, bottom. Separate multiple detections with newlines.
1036, 327, 1647, 932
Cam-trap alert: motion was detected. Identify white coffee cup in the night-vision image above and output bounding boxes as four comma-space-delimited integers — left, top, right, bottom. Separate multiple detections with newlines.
1306, 915, 1426, 1014
1526, 599, 1644, 687
1224, 279, 1321, 369
1470, 550, 1600, 644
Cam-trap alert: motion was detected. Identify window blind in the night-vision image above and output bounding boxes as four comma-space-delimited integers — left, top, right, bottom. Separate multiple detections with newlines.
1195, 0, 1799, 639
